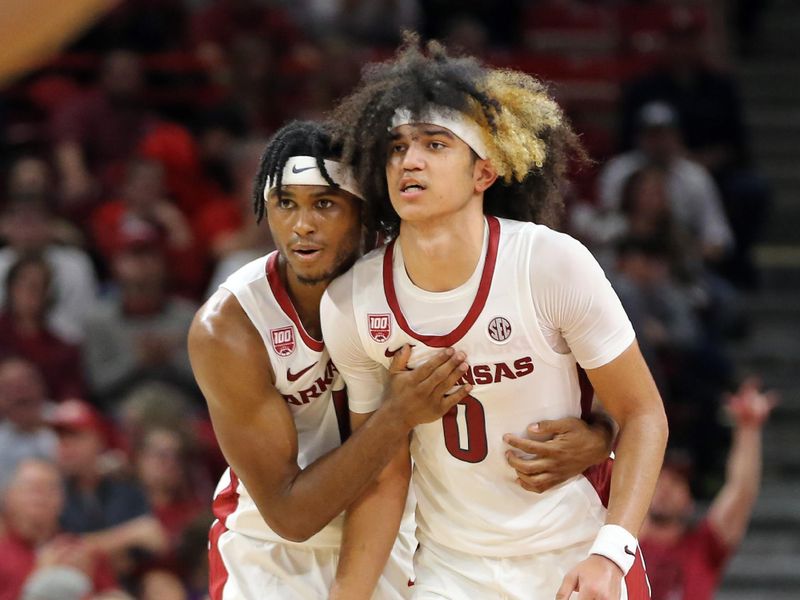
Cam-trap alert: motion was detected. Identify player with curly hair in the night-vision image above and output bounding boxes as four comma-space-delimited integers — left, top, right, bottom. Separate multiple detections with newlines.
322, 37, 668, 599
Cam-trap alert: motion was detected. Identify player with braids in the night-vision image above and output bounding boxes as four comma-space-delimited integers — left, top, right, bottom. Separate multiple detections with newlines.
189, 120, 475, 599
252, 121, 342, 225
322, 38, 668, 599
330, 35, 586, 238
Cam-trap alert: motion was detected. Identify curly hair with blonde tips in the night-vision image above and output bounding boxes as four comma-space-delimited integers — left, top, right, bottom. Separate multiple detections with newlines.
329, 34, 587, 237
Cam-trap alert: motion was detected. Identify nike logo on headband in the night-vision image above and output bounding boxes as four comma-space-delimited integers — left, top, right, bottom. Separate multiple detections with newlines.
291, 165, 317, 174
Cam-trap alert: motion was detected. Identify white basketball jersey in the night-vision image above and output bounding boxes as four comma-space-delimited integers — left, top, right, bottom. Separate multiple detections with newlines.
350, 217, 611, 556
212, 252, 348, 547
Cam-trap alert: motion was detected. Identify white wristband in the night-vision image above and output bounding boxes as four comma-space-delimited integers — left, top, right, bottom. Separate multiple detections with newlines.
588, 524, 638, 575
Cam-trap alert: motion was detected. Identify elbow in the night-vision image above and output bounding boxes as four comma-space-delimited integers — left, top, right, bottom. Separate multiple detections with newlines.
259, 508, 323, 543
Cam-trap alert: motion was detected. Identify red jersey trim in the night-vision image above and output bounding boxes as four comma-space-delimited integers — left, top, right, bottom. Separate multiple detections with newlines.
266, 252, 324, 352
625, 548, 652, 599
577, 366, 594, 420
382, 216, 501, 348
209, 470, 240, 600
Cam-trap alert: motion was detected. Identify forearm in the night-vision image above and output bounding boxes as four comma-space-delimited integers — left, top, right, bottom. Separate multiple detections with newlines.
606, 409, 668, 535
727, 426, 762, 495
330, 445, 411, 599
251, 404, 411, 542
707, 424, 762, 545
82, 516, 167, 556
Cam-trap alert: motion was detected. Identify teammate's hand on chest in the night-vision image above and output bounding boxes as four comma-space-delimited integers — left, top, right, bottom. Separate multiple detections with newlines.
383, 344, 471, 428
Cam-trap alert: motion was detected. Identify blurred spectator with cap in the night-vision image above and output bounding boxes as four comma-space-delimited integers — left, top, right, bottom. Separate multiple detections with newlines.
0, 190, 99, 343
0, 357, 57, 490
0, 458, 119, 600
599, 101, 733, 265
640, 378, 776, 600
82, 228, 197, 402
0, 254, 86, 400
49, 399, 168, 575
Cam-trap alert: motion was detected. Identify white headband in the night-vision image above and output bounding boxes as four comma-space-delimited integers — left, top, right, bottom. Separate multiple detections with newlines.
264, 156, 363, 201
389, 105, 488, 159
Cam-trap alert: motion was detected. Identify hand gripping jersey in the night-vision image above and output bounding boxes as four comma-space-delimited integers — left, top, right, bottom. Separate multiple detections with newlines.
212, 252, 349, 547
322, 217, 636, 558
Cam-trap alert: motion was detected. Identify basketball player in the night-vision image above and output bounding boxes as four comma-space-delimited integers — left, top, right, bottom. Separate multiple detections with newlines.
189, 120, 618, 599
188, 121, 473, 599
321, 38, 669, 599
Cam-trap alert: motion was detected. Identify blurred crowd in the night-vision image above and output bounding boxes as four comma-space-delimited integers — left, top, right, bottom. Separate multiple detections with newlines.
0, 1, 773, 599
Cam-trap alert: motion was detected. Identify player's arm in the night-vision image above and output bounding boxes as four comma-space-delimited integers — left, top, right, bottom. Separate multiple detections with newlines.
707, 378, 775, 549
557, 342, 667, 599
530, 232, 667, 599
329, 346, 426, 599
188, 290, 466, 542
330, 409, 412, 599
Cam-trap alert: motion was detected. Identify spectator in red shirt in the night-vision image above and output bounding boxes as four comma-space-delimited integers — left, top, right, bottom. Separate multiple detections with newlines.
91, 158, 205, 297
640, 378, 776, 600
0, 254, 86, 400
0, 458, 118, 600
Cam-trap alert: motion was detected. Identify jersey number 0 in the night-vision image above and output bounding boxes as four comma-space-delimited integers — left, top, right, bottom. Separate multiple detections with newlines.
442, 395, 488, 463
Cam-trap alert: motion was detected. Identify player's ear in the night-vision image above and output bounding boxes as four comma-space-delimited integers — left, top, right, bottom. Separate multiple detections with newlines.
473, 158, 498, 193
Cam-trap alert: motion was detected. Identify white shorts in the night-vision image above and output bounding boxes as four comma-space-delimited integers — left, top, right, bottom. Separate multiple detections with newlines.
411, 537, 650, 600
209, 520, 415, 600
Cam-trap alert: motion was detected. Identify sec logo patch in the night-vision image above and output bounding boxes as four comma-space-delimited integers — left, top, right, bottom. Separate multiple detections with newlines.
487, 316, 512, 343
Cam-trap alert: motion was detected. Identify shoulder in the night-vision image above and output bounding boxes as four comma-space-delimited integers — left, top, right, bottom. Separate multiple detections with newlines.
189, 286, 277, 387
84, 299, 117, 325
602, 151, 642, 174
675, 158, 713, 182
529, 226, 605, 286
45, 246, 94, 269
529, 225, 592, 262
324, 245, 386, 306
218, 253, 271, 293
190, 288, 257, 354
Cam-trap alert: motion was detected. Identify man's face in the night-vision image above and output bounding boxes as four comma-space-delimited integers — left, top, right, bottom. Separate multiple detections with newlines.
647, 468, 694, 532
56, 428, 104, 476
0, 360, 46, 429
267, 184, 361, 285
2, 461, 63, 531
8, 262, 50, 319
639, 127, 681, 165
386, 124, 490, 224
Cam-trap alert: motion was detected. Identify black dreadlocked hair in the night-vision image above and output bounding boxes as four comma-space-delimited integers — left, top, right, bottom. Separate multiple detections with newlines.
252, 120, 342, 223
329, 33, 587, 238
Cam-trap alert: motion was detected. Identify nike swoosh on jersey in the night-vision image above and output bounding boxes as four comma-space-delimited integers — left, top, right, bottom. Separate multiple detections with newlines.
291, 165, 316, 174
286, 362, 317, 382
384, 344, 415, 358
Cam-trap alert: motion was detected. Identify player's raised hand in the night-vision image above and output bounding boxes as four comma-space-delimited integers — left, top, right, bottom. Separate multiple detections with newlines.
504, 417, 613, 493
384, 345, 471, 428
555, 555, 622, 600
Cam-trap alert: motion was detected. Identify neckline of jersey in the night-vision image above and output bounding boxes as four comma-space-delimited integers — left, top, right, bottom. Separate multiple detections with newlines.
382, 215, 501, 348
394, 219, 489, 302
265, 251, 324, 352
